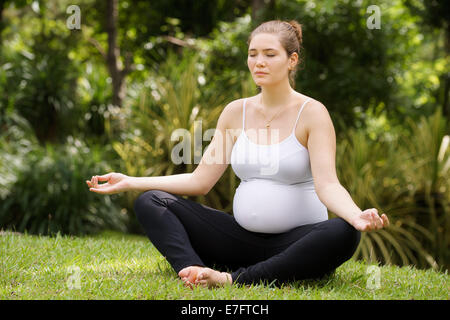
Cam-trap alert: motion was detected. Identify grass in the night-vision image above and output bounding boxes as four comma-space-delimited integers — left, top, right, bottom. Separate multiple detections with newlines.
1, 230, 448, 300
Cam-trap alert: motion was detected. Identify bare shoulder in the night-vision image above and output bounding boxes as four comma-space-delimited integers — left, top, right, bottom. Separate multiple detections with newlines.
302, 98, 334, 132
220, 98, 246, 129
224, 98, 245, 114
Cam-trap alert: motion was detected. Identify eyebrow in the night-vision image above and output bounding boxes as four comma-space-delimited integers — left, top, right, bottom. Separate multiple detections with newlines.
248, 48, 278, 52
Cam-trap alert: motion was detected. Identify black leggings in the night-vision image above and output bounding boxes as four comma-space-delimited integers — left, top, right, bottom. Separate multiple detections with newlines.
134, 190, 361, 286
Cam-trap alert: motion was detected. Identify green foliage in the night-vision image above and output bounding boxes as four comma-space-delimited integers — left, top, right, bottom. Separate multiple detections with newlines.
403, 0, 450, 30
401, 107, 450, 270
0, 109, 39, 200
336, 106, 449, 271
2, 12, 82, 144
196, 15, 255, 100
76, 62, 113, 142
0, 129, 128, 236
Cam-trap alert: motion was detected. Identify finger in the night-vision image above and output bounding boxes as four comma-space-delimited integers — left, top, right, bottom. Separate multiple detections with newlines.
368, 213, 375, 230
372, 212, 382, 229
97, 173, 113, 181
376, 217, 383, 229
178, 269, 190, 279
93, 182, 109, 189
363, 211, 373, 220
381, 214, 390, 227
89, 187, 108, 194
94, 176, 98, 188
197, 272, 205, 281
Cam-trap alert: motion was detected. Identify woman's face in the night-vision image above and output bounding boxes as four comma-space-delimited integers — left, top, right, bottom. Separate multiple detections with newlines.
247, 33, 295, 87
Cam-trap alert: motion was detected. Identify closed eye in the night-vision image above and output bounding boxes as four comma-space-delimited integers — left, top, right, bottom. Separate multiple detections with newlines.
248, 54, 275, 57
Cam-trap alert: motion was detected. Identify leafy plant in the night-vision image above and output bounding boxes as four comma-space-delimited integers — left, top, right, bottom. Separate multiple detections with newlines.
400, 106, 449, 270
336, 106, 449, 271
0, 109, 38, 200
9, 12, 82, 144
0, 137, 127, 236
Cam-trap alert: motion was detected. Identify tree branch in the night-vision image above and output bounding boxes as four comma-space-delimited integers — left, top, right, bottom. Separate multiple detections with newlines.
162, 35, 195, 48
87, 37, 107, 59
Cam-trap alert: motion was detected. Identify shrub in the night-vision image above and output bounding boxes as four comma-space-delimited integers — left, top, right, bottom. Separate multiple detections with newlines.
0, 136, 128, 236
336, 106, 449, 271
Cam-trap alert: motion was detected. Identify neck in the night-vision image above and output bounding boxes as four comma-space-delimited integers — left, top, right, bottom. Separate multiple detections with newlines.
259, 78, 295, 109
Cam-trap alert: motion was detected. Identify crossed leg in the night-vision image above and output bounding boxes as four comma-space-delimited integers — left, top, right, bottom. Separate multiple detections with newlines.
134, 190, 361, 288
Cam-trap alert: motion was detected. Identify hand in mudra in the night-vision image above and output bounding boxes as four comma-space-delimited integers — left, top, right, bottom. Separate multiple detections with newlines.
352, 208, 390, 232
86, 172, 129, 195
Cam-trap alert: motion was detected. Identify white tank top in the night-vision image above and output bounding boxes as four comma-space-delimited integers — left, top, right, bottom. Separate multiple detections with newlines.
230, 97, 328, 233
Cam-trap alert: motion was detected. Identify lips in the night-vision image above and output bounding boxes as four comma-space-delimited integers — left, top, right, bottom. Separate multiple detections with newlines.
255, 72, 267, 75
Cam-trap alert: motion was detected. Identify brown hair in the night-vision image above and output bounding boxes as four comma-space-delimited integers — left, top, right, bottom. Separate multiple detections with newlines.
247, 20, 303, 89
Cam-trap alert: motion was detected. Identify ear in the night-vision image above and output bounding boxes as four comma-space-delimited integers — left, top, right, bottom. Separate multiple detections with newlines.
289, 52, 299, 68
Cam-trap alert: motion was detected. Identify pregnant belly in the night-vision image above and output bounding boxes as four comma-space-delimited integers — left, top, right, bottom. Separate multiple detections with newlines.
233, 179, 328, 233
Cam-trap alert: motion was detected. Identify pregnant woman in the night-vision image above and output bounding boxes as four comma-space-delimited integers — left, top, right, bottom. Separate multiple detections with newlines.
87, 20, 389, 289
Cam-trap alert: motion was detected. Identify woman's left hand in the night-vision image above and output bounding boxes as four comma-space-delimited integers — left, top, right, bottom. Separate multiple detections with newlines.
352, 209, 390, 232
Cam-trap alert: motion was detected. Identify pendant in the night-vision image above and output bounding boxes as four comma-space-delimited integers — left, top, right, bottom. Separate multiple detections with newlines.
266, 124, 270, 128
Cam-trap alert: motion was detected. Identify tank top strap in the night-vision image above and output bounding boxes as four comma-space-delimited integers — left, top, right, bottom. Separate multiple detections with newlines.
242, 98, 247, 130
292, 98, 312, 134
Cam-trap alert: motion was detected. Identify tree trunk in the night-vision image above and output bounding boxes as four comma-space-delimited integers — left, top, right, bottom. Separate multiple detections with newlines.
251, 0, 276, 25
444, 25, 450, 120
251, 0, 264, 23
106, 0, 127, 107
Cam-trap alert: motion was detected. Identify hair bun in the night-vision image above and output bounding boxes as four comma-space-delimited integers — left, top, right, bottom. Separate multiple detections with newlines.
288, 20, 303, 46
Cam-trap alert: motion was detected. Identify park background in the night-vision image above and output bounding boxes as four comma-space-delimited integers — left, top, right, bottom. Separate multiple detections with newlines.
0, 0, 449, 279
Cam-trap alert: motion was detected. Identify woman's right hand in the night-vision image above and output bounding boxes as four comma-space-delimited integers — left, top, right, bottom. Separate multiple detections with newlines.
86, 172, 130, 195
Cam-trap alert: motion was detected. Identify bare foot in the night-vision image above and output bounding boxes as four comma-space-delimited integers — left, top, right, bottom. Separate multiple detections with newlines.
195, 267, 232, 288
178, 266, 204, 289
178, 266, 232, 289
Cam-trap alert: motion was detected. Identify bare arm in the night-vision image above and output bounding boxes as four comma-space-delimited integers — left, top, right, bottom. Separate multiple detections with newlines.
305, 101, 389, 231
126, 173, 204, 196
191, 100, 240, 195
87, 172, 204, 196
88, 100, 239, 196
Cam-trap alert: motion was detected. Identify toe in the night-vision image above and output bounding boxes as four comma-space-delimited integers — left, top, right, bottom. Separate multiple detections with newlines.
197, 271, 205, 280
178, 269, 189, 278
179, 266, 195, 278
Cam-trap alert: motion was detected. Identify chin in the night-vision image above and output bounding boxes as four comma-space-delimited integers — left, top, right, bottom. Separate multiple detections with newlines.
254, 79, 267, 86
255, 82, 275, 89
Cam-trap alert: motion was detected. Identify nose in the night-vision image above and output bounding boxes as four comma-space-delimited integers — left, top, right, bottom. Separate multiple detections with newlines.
255, 55, 266, 68
256, 59, 265, 68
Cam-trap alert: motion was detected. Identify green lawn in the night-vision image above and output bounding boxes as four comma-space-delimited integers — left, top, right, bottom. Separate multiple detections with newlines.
1, 230, 448, 300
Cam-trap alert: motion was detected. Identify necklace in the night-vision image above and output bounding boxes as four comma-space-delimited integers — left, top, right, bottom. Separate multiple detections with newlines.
258, 99, 288, 128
